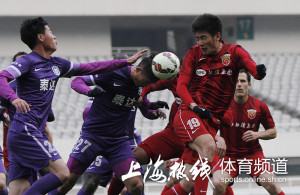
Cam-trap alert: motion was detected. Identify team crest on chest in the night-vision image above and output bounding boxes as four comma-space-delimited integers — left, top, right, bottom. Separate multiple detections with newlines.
247, 109, 257, 119
52, 66, 60, 76
220, 54, 231, 66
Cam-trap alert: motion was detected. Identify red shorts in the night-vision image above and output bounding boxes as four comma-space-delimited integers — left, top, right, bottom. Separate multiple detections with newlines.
173, 109, 217, 145
213, 151, 273, 179
138, 125, 184, 162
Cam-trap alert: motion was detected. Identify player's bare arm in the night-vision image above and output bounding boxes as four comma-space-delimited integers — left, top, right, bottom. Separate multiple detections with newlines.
242, 128, 277, 142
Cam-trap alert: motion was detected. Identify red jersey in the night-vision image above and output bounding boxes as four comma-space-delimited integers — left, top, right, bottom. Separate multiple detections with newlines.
220, 95, 275, 157
142, 78, 180, 127
177, 42, 264, 118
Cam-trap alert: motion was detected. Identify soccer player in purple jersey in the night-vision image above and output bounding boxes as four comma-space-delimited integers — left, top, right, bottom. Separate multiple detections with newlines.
80, 105, 162, 195
74, 53, 166, 195
54, 56, 160, 195
0, 17, 146, 195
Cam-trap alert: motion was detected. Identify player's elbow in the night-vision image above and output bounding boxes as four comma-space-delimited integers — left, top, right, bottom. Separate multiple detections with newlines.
268, 128, 277, 139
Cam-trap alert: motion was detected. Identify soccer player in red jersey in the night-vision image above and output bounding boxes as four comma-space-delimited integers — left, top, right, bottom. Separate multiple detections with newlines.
212, 70, 285, 195
170, 14, 266, 194
134, 78, 230, 195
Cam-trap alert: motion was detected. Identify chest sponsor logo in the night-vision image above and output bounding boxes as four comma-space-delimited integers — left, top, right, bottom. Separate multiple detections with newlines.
196, 69, 206, 76
232, 122, 255, 129
220, 54, 231, 66
247, 109, 257, 119
112, 94, 137, 108
52, 66, 60, 76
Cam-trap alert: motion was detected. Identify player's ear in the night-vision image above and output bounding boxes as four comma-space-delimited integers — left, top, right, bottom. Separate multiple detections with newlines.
248, 82, 251, 89
215, 32, 221, 42
37, 34, 44, 42
135, 66, 142, 73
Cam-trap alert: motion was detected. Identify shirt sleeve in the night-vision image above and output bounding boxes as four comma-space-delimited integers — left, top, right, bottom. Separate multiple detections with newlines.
141, 79, 171, 98
234, 46, 264, 80
260, 101, 275, 129
0, 71, 18, 103
138, 104, 157, 120
71, 76, 93, 96
4, 56, 31, 79
176, 48, 197, 107
179, 48, 196, 76
63, 59, 128, 78
58, 58, 81, 78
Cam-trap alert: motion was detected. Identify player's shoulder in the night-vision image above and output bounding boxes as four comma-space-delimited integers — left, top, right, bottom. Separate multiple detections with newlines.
13, 52, 33, 65
191, 45, 201, 50
249, 95, 268, 108
50, 56, 69, 64
223, 42, 242, 53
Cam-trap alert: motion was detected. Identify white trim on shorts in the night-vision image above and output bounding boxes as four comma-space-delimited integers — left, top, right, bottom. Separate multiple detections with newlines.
24, 124, 52, 158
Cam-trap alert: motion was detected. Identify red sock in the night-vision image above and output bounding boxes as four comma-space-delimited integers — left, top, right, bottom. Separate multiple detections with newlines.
278, 191, 285, 195
161, 183, 188, 195
161, 186, 170, 195
107, 177, 125, 195
223, 186, 234, 195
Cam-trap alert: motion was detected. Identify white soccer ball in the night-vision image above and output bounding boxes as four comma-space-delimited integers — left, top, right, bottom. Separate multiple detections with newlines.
152, 52, 180, 80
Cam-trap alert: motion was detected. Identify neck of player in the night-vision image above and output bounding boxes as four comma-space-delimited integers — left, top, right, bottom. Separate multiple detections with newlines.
234, 94, 248, 104
33, 45, 54, 59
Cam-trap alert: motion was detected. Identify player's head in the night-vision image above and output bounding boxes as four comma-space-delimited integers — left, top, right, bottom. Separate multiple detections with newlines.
12, 51, 27, 61
192, 14, 222, 56
113, 53, 129, 60
20, 17, 57, 52
235, 69, 251, 98
131, 56, 159, 87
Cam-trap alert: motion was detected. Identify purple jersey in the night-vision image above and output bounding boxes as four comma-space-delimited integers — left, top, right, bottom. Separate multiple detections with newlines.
5, 51, 80, 132
82, 66, 140, 137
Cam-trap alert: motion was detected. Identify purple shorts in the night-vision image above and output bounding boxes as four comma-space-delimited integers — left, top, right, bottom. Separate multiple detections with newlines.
7, 122, 61, 183
7, 161, 38, 184
85, 155, 114, 187
69, 133, 137, 177
86, 155, 112, 175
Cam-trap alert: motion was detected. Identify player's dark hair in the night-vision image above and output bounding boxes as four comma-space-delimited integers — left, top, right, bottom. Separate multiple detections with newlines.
192, 14, 222, 39
239, 69, 251, 83
137, 56, 159, 83
12, 51, 27, 61
113, 53, 128, 60
20, 17, 48, 50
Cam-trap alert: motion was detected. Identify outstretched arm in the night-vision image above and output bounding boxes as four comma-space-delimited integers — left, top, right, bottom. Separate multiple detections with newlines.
234, 46, 266, 80
72, 49, 148, 76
